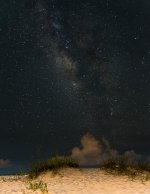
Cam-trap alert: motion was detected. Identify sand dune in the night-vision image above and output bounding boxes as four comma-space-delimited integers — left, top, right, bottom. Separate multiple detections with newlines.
0, 168, 150, 194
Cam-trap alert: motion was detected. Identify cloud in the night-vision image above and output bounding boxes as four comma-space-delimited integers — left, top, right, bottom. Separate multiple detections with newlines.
71, 133, 141, 166
71, 133, 119, 166
0, 159, 11, 168
124, 150, 141, 161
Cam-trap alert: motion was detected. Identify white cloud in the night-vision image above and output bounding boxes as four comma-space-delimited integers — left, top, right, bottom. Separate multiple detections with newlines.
71, 133, 140, 166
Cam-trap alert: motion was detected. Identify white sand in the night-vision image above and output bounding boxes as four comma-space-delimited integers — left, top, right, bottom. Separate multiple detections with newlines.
0, 168, 150, 194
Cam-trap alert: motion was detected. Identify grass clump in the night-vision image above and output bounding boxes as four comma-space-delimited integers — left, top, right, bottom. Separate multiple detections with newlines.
28, 180, 48, 193
28, 156, 79, 178
103, 156, 150, 181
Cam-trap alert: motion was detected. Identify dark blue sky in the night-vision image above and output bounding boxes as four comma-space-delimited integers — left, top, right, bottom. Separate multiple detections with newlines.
0, 0, 150, 174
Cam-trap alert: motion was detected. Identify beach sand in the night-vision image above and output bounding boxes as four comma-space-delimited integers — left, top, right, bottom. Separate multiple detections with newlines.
0, 168, 150, 194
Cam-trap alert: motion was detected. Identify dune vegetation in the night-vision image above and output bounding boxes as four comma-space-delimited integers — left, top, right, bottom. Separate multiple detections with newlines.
103, 156, 150, 181
28, 156, 79, 178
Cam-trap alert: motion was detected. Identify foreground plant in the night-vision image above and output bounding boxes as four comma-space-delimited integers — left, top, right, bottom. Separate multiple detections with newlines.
28, 180, 48, 193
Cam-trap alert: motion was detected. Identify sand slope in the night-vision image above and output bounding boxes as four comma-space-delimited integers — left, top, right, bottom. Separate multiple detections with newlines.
0, 168, 150, 194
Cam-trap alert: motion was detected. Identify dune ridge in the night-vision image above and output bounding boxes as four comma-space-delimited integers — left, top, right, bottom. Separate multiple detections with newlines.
0, 168, 150, 194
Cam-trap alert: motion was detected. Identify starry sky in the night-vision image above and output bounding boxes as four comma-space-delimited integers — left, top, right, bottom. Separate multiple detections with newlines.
0, 0, 150, 174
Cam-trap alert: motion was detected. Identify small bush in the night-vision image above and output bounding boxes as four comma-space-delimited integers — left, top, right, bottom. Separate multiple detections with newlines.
28, 156, 79, 178
28, 180, 48, 193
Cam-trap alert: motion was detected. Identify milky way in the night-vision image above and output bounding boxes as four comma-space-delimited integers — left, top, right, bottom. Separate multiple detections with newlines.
0, 0, 150, 173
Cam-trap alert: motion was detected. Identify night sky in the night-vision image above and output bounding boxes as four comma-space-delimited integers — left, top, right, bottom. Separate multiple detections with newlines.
0, 0, 150, 174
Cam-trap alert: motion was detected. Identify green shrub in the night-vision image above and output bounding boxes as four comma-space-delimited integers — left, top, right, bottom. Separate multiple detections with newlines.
28, 180, 48, 193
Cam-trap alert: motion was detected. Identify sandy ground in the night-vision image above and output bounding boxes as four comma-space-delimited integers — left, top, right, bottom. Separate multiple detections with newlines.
0, 168, 150, 194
